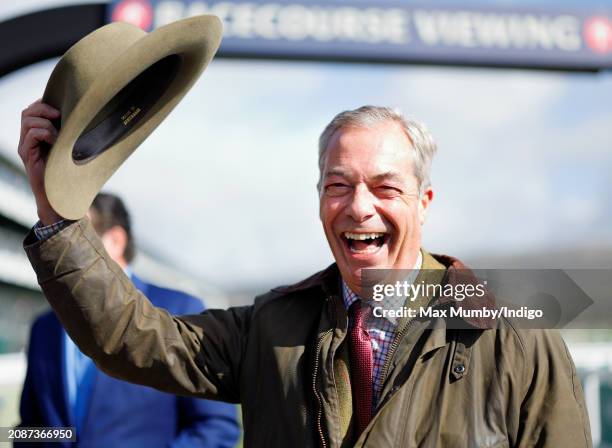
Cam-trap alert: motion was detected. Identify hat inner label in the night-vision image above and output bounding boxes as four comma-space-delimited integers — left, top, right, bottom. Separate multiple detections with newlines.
71, 54, 181, 165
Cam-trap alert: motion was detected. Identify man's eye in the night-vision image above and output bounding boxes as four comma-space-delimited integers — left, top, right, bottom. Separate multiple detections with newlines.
325, 184, 350, 195
377, 186, 401, 196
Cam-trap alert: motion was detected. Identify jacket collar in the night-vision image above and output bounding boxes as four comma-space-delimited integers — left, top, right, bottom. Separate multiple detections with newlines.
433, 254, 497, 329
272, 263, 341, 297
273, 252, 496, 330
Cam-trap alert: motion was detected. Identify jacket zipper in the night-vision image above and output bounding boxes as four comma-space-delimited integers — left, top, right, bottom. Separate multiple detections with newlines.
376, 318, 416, 410
352, 317, 416, 446
313, 328, 332, 448
313, 297, 337, 448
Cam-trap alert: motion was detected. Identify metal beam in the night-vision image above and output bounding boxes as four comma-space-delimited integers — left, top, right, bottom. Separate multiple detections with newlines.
0, 3, 106, 77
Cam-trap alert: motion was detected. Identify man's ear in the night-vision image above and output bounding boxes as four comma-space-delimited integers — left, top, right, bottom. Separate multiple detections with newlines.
418, 187, 434, 225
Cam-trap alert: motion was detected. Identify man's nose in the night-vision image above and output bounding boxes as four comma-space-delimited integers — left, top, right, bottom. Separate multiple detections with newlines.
346, 185, 376, 222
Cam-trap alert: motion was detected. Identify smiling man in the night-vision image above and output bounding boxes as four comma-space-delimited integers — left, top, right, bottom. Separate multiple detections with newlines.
20, 103, 591, 447
318, 111, 433, 295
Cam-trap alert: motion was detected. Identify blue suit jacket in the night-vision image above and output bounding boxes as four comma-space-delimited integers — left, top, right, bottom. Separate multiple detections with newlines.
18, 274, 240, 448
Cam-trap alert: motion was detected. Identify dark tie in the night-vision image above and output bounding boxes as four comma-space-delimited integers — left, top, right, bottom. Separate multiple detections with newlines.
349, 301, 373, 437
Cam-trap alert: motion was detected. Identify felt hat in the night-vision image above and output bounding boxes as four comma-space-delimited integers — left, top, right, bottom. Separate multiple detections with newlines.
42, 15, 222, 219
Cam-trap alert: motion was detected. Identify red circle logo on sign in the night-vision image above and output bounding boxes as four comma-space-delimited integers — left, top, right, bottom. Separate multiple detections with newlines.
111, 0, 153, 31
584, 17, 612, 53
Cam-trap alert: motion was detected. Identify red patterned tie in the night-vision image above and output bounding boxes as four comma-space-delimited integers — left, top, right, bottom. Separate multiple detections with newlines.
349, 301, 373, 437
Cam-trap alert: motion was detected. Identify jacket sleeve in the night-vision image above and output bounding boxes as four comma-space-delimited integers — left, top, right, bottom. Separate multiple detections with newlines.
23, 218, 250, 403
516, 329, 592, 448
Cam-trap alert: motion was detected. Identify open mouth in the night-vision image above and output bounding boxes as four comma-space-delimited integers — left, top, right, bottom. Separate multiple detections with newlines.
343, 231, 389, 254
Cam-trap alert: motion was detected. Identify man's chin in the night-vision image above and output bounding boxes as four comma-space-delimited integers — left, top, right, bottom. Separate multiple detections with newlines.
341, 263, 391, 292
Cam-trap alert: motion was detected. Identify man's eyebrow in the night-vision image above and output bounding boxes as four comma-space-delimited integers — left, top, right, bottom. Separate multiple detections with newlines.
323, 169, 406, 182
371, 171, 404, 183
324, 168, 350, 178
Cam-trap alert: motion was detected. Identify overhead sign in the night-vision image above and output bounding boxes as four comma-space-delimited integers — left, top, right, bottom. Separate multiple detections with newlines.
108, 0, 612, 71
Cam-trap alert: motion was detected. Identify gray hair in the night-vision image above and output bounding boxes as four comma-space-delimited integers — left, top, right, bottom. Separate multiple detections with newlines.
317, 105, 437, 195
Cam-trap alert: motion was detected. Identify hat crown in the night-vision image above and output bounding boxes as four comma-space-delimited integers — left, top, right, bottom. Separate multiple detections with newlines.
43, 22, 146, 123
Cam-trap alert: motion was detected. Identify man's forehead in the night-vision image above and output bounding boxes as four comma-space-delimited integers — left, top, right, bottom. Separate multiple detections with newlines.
325, 145, 414, 175
326, 124, 413, 158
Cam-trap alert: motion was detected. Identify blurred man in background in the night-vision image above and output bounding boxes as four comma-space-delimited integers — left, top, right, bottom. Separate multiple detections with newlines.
18, 192, 240, 448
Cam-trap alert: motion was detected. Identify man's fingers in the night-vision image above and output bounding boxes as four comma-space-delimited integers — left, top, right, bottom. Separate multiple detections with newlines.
20, 116, 58, 144
19, 128, 56, 163
21, 100, 60, 122
28, 127, 57, 148
19, 100, 60, 161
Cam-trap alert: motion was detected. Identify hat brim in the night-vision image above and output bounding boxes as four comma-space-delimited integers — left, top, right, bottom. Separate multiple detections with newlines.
44, 15, 222, 219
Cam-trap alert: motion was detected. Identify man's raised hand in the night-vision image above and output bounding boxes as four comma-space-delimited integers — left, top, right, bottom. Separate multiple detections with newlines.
18, 99, 63, 225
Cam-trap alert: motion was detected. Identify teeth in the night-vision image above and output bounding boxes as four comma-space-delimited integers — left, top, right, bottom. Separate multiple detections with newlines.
344, 232, 385, 240
350, 245, 380, 254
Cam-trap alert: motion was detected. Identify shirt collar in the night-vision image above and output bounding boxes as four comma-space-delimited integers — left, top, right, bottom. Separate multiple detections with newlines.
341, 251, 423, 325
